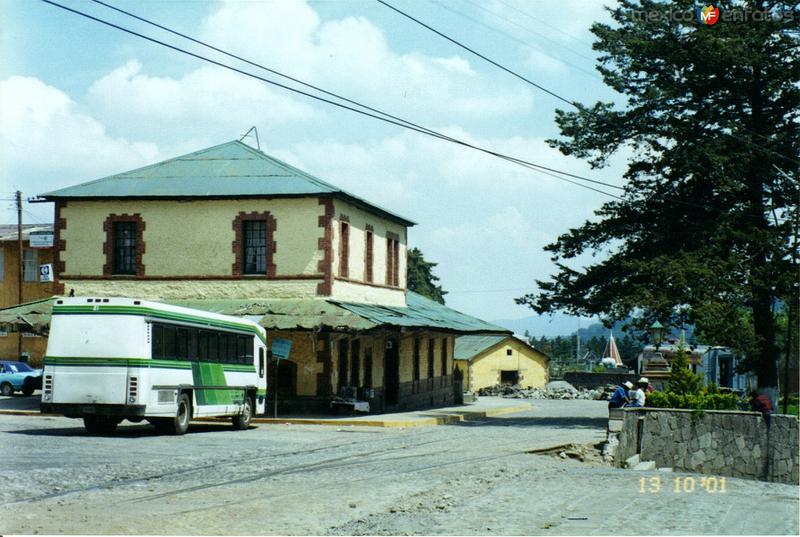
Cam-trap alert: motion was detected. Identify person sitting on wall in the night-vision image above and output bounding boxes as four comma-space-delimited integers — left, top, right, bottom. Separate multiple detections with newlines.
749, 390, 773, 423
624, 378, 648, 408
609, 381, 633, 409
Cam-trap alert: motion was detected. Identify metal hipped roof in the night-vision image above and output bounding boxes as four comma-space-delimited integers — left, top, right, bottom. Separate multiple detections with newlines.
39, 140, 414, 226
167, 298, 377, 332
331, 292, 510, 334
453, 334, 510, 361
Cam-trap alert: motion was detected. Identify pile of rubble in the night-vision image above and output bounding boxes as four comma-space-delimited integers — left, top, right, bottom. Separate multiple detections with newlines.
477, 380, 617, 401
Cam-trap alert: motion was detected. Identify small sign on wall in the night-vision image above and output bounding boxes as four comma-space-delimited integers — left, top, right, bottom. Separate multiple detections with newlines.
39, 263, 53, 282
30, 231, 54, 248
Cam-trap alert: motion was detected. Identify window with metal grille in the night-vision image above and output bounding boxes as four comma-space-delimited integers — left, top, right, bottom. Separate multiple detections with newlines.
243, 220, 267, 274
113, 221, 137, 275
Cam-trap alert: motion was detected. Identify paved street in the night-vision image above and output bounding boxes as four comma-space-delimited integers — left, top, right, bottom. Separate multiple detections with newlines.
1, 399, 797, 535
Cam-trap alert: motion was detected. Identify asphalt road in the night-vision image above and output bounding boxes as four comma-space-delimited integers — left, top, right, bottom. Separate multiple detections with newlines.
0, 399, 797, 535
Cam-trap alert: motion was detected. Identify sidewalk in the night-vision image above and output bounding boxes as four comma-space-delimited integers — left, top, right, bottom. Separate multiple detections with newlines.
0, 394, 530, 428
253, 398, 531, 427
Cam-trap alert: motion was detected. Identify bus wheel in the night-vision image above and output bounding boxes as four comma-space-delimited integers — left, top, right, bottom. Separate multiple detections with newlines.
84, 416, 118, 434
232, 397, 253, 430
171, 393, 191, 435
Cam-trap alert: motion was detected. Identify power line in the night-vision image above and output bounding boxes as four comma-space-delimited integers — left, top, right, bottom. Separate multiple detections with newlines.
456, 0, 600, 67
429, 0, 603, 82
44, 1, 790, 223
379, 0, 800, 168
41, 0, 625, 199
376, 0, 577, 109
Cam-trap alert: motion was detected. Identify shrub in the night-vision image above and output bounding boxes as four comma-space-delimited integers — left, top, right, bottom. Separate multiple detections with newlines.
666, 346, 703, 395
645, 390, 741, 410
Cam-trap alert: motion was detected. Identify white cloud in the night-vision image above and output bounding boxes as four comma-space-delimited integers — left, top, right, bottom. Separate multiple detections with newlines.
198, 0, 533, 121
87, 60, 316, 134
0, 76, 159, 221
527, 49, 568, 73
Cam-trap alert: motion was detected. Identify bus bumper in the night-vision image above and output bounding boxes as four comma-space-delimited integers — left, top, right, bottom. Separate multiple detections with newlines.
41, 403, 147, 419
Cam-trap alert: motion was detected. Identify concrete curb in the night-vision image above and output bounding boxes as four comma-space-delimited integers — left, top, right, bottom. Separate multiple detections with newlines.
0, 402, 531, 428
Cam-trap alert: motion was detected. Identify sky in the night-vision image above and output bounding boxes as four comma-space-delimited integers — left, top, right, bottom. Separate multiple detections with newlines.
0, 0, 629, 324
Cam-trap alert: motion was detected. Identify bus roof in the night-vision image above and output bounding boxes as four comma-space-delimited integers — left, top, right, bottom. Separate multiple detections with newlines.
52, 297, 267, 342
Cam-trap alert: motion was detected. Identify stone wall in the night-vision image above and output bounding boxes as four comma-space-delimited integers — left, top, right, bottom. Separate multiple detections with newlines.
616, 408, 799, 484
563, 371, 636, 389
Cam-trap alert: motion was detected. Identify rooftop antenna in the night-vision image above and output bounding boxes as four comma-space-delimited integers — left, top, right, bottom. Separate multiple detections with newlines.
239, 126, 260, 150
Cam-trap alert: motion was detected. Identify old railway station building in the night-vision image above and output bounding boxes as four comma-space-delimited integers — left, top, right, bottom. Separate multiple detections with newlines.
1, 140, 507, 413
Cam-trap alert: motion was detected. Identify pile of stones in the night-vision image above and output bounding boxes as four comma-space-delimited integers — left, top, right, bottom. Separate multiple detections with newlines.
477, 380, 616, 401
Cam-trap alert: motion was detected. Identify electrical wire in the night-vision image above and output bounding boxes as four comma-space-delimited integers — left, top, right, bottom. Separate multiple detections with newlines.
378, 0, 800, 168
44, 0, 791, 223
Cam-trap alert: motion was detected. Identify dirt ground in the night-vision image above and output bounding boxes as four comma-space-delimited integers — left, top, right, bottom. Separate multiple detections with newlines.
1, 399, 797, 535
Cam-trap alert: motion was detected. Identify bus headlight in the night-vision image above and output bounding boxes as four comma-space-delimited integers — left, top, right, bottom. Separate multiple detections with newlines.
42, 394, 51, 401
128, 396, 136, 403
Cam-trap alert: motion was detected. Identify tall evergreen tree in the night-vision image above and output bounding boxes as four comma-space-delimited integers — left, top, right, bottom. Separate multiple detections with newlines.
517, 1, 799, 395
407, 247, 447, 304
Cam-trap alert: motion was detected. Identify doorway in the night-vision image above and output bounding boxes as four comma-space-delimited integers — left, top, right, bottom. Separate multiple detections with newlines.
384, 337, 399, 406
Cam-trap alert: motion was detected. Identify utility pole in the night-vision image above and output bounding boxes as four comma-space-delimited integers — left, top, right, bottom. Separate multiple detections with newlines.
15, 190, 23, 359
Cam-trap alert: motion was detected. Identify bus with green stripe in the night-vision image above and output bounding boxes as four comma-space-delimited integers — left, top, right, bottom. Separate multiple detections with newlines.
41, 297, 268, 435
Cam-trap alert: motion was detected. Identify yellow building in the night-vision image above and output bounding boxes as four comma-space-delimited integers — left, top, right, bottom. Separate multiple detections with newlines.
1, 140, 508, 412
454, 334, 549, 392
0, 225, 55, 364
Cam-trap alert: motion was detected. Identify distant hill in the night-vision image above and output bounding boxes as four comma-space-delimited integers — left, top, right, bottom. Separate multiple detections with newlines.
491, 313, 596, 338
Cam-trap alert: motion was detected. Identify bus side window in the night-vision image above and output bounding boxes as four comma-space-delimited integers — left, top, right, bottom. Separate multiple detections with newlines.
177, 328, 189, 360
198, 331, 209, 362
259, 347, 265, 378
187, 329, 198, 360
152, 324, 164, 359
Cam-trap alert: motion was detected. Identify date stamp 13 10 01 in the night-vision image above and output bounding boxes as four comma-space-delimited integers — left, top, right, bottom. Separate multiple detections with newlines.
639, 476, 728, 494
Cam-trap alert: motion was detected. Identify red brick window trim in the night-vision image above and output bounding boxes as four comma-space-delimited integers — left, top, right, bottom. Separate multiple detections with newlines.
102, 214, 145, 277
339, 220, 350, 278
232, 211, 277, 277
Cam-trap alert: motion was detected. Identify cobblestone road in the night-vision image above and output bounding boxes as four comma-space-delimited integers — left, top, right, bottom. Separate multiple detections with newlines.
1, 399, 797, 535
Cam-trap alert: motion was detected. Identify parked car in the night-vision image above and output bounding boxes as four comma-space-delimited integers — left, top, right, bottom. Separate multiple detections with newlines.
0, 361, 43, 396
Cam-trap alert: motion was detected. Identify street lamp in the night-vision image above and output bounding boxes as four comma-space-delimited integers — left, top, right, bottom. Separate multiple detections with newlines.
650, 321, 665, 351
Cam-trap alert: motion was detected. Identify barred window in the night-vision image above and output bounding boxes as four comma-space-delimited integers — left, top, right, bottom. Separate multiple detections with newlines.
243, 220, 267, 274
113, 221, 137, 275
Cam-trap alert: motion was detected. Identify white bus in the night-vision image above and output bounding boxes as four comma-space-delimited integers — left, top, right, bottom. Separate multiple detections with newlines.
41, 297, 267, 435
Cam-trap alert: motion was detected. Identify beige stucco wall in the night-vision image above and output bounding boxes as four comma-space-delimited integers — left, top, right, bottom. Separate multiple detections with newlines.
332, 199, 407, 289
466, 339, 548, 391
59, 279, 322, 300
60, 199, 325, 277
330, 280, 406, 306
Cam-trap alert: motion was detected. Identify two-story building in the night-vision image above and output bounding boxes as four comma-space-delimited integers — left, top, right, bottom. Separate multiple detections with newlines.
14, 140, 507, 412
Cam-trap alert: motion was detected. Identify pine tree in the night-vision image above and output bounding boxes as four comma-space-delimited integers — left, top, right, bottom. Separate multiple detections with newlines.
667, 346, 703, 395
406, 247, 447, 304
517, 1, 799, 394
